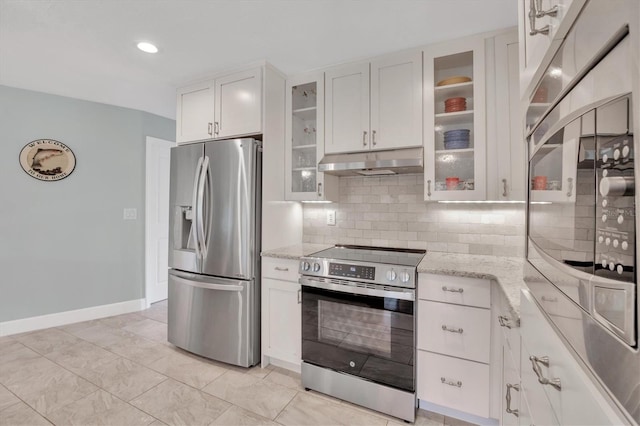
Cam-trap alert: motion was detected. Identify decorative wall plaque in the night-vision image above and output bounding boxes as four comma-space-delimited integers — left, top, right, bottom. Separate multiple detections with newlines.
19, 139, 76, 181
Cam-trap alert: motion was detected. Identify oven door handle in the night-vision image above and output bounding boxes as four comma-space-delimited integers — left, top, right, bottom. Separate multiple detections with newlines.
299, 276, 415, 301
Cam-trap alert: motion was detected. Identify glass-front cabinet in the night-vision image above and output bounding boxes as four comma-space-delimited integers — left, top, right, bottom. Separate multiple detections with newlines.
285, 72, 338, 201
424, 38, 486, 201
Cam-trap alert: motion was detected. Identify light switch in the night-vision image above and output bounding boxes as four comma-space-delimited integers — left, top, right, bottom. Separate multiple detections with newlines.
327, 210, 336, 226
123, 208, 137, 220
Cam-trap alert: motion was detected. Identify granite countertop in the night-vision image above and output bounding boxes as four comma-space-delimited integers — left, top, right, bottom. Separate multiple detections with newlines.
261, 243, 333, 260
262, 244, 524, 320
417, 252, 525, 319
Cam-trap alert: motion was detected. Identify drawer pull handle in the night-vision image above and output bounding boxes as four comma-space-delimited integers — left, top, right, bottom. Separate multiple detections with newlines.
530, 355, 562, 391
441, 325, 463, 334
541, 296, 557, 303
506, 383, 520, 417
498, 315, 512, 329
442, 286, 463, 293
441, 377, 462, 387
274, 267, 289, 271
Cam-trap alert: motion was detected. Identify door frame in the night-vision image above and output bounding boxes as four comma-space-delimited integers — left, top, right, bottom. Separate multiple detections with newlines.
145, 136, 175, 308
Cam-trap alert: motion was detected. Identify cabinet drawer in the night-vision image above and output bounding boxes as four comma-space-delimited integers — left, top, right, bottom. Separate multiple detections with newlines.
262, 257, 300, 282
417, 350, 489, 418
418, 273, 491, 308
417, 300, 490, 363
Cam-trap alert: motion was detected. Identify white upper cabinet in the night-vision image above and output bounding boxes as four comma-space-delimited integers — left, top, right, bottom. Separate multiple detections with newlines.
518, 0, 585, 98
176, 81, 215, 144
325, 63, 370, 154
487, 30, 526, 201
370, 51, 423, 150
285, 72, 339, 201
424, 37, 486, 201
325, 51, 422, 154
176, 67, 263, 144
214, 67, 262, 139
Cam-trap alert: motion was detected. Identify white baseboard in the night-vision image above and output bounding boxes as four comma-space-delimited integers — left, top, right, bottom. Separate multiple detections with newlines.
418, 400, 499, 426
0, 298, 147, 337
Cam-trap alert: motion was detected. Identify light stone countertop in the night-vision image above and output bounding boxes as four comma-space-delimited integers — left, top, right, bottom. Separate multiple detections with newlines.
262, 245, 524, 320
261, 243, 333, 260
417, 252, 524, 319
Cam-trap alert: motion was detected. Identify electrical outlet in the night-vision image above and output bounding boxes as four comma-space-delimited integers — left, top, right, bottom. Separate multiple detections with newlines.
326, 210, 336, 226
123, 208, 137, 220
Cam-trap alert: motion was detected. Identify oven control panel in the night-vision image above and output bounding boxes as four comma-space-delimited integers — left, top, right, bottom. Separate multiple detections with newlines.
299, 258, 417, 288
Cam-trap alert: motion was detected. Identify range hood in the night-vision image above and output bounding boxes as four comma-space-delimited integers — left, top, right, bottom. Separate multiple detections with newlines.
318, 147, 423, 176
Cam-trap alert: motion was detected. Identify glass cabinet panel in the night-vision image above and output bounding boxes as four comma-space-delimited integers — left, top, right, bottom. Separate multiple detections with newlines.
424, 38, 486, 201
291, 82, 318, 193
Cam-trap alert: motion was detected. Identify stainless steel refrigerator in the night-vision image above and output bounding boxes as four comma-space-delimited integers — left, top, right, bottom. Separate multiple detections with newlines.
167, 138, 261, 367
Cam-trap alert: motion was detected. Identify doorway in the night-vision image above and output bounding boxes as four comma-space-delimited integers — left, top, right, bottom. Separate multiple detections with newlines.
145, 136, 175, 307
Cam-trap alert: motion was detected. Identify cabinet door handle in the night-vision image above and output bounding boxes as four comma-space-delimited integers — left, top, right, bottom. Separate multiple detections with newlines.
427, 180, 432, 197
297, 289, 302, 304
208, 122, 213, 136
541, 296, 557, 303
535, 0, 558, 18
442, 286, 464, 293
372, 130, 377, 146
362, 130, 368, 146
441, 325, 463, 334
317, 182, 322, 197
498, 315, 512, 329
274, 267, 289, 271
530, 355, 562, 390
441, 377, 462, 387
506, 383, 520, 417
566, 177, 574, 197
214, 121, 220, 136
529, 0, 550, 35
502, 178, 508, 197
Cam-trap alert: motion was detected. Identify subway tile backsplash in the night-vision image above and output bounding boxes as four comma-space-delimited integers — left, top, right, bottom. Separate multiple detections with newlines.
302, 174, 526, 257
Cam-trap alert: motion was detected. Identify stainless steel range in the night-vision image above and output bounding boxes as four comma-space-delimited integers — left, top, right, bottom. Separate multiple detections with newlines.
298, 245, 426, 423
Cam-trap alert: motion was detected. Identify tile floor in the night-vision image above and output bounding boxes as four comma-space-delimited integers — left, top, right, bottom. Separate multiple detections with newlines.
0, 300, 477, 426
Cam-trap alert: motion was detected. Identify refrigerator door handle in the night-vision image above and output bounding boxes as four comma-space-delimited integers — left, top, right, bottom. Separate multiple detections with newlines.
191, 156, 204, 260
169, 270, 244, 292
196, 156, 210, 259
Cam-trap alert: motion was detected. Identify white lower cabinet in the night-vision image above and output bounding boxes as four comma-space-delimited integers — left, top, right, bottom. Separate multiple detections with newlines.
261, 258, 301, 370
417, 273, 492, 418
417, 351, 490, 417
519, 290, 625, 425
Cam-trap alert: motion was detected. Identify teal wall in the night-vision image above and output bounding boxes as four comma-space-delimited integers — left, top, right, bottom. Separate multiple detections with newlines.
0, 85, 175, 322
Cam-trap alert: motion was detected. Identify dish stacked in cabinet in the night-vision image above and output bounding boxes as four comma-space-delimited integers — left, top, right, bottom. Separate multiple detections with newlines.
417, 273, 491, 418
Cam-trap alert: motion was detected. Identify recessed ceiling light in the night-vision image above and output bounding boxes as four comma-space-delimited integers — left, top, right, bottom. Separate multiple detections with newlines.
137, 42, 158, 53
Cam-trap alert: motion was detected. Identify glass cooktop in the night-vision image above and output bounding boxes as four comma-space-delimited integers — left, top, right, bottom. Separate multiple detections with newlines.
309, 245, 426, 267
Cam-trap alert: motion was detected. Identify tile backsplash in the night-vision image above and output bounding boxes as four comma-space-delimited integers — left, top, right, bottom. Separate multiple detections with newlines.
303, 174, 526, 257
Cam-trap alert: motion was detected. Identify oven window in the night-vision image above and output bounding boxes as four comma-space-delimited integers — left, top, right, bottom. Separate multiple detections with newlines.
528, 113, 596, 273
302, 286, 414, 392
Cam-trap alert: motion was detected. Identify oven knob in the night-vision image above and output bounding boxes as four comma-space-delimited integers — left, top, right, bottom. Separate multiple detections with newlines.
622, 241, 629, 250
613, 149, 621, 160
598, 236, 604, 243
312, 263, 321, 272
622, 145, 630, 158
399, 271, 411, 283
386, 270, 397, 282
301, 261, 310, 272
613, 239, 619, 248
617, 265, 624, 275
601, 259, 608, 268
602, 154, 609, 163
605, 237, 611, 246
600, 176, 635, 197
602, 199, 608, 208
603, 169, 608, 177
609, 262, 615, 271
617, 215, 624, 225
601, 214, 607, 222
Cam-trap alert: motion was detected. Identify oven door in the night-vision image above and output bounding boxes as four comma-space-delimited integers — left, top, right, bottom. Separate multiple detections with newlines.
300, 276, 415, 392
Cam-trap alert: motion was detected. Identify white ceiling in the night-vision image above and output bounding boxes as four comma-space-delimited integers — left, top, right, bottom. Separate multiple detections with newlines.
0, 0, 518, 119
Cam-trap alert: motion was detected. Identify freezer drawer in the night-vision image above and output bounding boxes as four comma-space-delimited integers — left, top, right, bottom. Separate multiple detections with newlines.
168, 270, 259, 367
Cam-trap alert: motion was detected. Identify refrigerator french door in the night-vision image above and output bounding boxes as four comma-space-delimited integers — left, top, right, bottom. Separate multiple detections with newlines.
167, 138, 261, 367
